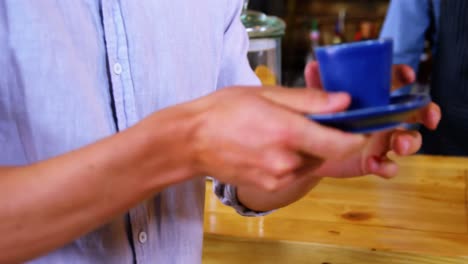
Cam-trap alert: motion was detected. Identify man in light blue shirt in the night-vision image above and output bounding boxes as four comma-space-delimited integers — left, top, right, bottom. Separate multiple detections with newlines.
0, 1, 440, 263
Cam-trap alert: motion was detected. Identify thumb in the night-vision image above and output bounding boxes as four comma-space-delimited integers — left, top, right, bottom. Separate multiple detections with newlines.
260, 87, 351, 114
304, 61, 324, 89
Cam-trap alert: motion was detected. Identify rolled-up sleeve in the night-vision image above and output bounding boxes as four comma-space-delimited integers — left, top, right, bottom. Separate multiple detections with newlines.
213, 179, 272, 217
212, 0, 272, 217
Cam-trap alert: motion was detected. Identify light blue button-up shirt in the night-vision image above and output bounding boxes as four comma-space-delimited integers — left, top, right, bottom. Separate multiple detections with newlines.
0, 0, 261, 263
380, 0, 440, 95
380, 0, 440, 73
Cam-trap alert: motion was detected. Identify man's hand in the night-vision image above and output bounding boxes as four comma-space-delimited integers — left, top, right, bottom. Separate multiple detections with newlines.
193, 63, 441, 212
191, 86, 365, 193
304, 62, 441, 178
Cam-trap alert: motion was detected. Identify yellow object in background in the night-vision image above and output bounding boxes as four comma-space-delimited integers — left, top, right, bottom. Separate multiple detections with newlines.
254, 65, 276, 86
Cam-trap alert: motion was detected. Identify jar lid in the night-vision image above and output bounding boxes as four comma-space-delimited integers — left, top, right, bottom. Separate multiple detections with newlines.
241, 10, 286, 39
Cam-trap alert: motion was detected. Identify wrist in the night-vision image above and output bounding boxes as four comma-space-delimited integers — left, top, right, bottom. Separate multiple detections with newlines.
120, 102, 206, 192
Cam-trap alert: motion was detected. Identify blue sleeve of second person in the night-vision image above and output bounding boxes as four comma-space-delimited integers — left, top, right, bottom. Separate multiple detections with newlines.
380, 0, 431, 72
380, 0, 432, 94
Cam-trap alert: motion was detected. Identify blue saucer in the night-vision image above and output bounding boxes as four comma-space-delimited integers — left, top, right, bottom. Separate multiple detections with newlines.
308, 93, 431, 134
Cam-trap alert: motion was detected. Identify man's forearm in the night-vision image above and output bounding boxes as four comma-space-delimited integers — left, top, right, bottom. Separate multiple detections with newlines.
0, 103, 200, 263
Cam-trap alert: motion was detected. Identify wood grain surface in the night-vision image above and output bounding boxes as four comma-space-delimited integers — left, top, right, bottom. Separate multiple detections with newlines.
203, 155, 468, 263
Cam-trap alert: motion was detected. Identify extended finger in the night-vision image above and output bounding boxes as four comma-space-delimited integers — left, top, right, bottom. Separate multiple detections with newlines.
285, 114, 366, 160
293, 155, 324, 176
260, 87, 351, 114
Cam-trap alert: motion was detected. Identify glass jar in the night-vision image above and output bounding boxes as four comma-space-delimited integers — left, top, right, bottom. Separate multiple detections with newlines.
241, 8, 286, 86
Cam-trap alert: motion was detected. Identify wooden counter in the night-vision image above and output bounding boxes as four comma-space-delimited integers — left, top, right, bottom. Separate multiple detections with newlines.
203, 155, 468, 263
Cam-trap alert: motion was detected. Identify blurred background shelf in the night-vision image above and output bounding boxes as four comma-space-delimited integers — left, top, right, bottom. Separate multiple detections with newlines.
249, 0, 390, 86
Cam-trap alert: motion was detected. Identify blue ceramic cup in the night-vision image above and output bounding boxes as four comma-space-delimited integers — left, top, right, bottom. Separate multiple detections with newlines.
315, 39, 393, 110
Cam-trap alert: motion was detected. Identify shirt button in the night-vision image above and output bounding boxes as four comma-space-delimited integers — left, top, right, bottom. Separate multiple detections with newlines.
113, 63, 123, 75
138, 231, 147, 244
